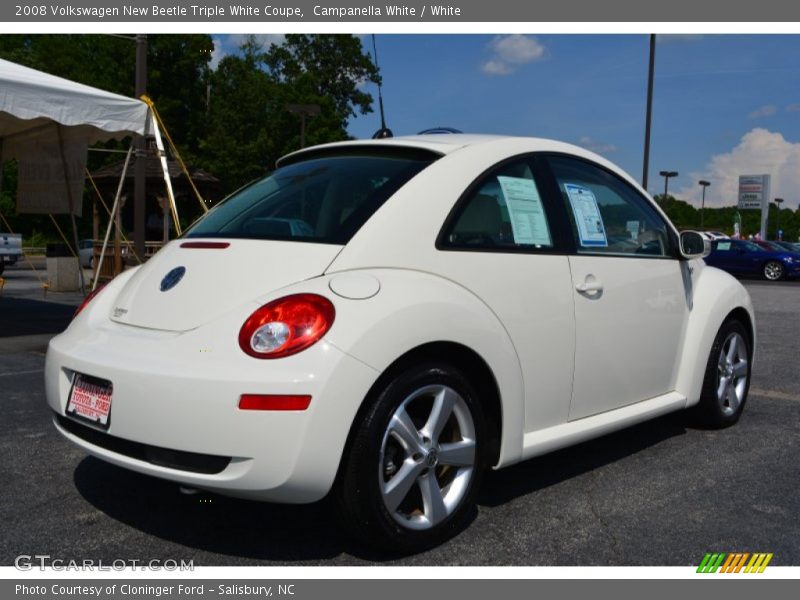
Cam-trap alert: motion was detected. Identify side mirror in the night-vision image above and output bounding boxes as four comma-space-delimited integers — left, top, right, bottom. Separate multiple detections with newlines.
679, 231, 710, 259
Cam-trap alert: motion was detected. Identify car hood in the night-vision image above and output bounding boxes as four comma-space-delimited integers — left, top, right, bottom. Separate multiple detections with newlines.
108, 239, 342, 332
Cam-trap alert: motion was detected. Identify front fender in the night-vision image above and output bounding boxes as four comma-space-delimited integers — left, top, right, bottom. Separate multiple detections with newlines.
674, 262, 756, 406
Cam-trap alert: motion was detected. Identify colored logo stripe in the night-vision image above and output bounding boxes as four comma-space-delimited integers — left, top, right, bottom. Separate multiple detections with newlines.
697, 552, 773, 573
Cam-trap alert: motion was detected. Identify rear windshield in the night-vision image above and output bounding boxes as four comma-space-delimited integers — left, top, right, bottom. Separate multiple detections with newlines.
185, 148, 437, 244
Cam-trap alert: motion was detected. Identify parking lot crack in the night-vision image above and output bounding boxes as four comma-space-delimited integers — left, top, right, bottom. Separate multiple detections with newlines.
586, 470, 621, 563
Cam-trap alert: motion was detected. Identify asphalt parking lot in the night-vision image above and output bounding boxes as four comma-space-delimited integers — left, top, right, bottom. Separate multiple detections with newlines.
1, 263, 798, 566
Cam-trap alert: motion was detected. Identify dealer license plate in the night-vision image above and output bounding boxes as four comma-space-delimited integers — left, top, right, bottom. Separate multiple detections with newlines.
66, 373, 113, 429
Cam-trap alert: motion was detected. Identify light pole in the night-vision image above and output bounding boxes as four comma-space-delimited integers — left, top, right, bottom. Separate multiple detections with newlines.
699, 180, 710, 230
642, 34, 656, 189
286, 104, 321, 148
659, 170, 678, 203
774, 197, 784, 239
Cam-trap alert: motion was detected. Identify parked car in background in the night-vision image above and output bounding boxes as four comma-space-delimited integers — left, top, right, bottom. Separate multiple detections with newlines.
706, 231, 729, 240
753, 239, 789, 253
0, 231, 23, 276
79, 239, 94, 269
46, 134, 755, 552
705, 239, 800, 281
774, 241, 800, 253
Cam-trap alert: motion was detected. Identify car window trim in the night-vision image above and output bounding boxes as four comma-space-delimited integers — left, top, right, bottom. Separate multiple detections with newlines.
436, 153, 574, 255
538, 152, 682, 261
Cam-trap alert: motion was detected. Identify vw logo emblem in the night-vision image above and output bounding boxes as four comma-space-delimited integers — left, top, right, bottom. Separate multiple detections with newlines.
160, 266, 186, 292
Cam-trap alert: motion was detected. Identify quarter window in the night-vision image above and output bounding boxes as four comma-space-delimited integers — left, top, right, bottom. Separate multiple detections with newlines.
547, 156, 672, 257
442, 159, 553, 251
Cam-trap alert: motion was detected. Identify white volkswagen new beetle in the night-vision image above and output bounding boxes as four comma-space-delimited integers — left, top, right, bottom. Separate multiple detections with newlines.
46, 135, 755, 551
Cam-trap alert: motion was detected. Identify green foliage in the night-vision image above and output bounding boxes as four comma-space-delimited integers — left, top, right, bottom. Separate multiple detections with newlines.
201, 34, 377, 191
0, 33, 378, 239
658, 195, 800, 242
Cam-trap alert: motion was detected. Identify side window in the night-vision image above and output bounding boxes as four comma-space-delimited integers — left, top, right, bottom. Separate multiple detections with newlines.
547, 156, 672, 257
441, 159, 553, 251
715, 241, 733, 252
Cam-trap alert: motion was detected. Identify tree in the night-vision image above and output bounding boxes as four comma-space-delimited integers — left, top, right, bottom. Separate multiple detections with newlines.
262, 34, 379, 129
202, 35, 379, 191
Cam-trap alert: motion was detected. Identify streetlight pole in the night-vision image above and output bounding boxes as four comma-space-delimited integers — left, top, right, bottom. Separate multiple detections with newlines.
774, 197, 784, 239
659, 170, 678, 204
642, 34, 656, 190
286, 104, 321, 148
699, 180, 710, 230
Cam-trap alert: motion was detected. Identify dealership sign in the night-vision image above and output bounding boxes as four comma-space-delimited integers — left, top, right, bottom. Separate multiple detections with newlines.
738, 175, 770, 210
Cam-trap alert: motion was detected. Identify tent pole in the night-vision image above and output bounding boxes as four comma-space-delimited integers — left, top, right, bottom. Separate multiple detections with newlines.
94, 145, 134, 291
56, 125, 86, 296
149, 111, 181, 236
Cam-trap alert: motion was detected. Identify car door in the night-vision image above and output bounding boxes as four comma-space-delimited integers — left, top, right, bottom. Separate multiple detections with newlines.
436, 155, 577, 433
544, 155, 689, 420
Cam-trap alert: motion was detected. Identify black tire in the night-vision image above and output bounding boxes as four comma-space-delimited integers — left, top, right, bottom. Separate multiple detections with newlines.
690, 319, 751, 429
336, 362, 487, 554
763, 260, 784, 281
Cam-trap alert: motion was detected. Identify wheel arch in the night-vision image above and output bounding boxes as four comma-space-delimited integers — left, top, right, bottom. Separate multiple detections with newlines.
346, 341, 503, 468
675, 264, 756, 407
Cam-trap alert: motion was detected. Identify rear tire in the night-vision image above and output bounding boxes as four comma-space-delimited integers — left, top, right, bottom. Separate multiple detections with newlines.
763, 260, 784, 281
336, 362, 487, 554
690, 319, 751, 428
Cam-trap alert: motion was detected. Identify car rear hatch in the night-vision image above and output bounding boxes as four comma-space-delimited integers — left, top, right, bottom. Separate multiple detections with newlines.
108, 239, 341, 332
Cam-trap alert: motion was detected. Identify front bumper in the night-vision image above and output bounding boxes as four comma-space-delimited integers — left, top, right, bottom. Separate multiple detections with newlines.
45, 310, 378, 503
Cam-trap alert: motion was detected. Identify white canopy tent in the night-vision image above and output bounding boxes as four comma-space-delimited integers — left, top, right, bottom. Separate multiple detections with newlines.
0, 58, 179, 292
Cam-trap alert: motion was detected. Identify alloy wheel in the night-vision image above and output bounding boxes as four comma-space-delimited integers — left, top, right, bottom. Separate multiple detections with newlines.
379, 384, 476, 530
764, 261, 783, 281
716, 332, 749, 417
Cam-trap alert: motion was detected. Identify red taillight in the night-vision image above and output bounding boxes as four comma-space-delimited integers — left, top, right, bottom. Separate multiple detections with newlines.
238, 293, 335, 359
238, 394, 312, 411
73, 284, 106, 319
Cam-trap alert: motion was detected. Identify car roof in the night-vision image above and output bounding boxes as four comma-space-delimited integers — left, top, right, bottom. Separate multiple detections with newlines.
277, 134, 595, 166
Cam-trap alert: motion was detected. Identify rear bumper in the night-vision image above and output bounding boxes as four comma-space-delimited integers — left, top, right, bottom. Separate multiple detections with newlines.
45, 312, 379, 503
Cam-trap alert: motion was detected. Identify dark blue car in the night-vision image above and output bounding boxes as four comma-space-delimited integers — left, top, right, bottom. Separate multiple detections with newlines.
704, 239, 800, 281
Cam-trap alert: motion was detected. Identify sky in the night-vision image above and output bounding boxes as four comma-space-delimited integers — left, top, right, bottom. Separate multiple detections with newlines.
212, 34, 800, 209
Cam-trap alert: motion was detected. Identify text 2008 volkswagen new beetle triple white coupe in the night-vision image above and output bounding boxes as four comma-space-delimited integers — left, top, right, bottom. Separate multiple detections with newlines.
46, 134, 755, 551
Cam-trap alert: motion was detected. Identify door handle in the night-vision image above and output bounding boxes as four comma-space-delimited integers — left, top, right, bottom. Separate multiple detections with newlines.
576, 278, 603, 294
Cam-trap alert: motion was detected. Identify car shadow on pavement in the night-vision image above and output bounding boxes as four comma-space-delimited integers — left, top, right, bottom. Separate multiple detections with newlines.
72, 457, 376, 562
73, 411, 687, 563
0, 297, 74, 337
479, 411, 688, 507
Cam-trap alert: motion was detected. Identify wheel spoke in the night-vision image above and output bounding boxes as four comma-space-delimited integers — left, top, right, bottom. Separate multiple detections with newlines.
438, 440, 476, 467
418, 473, 448, 526
422, 386, 457, 443
389, 408, 425, 455
732, 360, 748, 379
382, 459, 424, 513
726, 383, 740, 411
726, 335, 738, 363
717, 375, 730, 402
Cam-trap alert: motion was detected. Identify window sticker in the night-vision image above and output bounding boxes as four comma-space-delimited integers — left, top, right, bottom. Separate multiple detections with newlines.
717, 242, 731, 251
497, 176, 552, 246
626, 220, 641, 240
564, 183, 607, 247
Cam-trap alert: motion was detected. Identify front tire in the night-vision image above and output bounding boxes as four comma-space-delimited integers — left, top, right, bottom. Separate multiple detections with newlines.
691, 319, 751, 428
763, 260, 784, 281
337, 363, 487, 553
